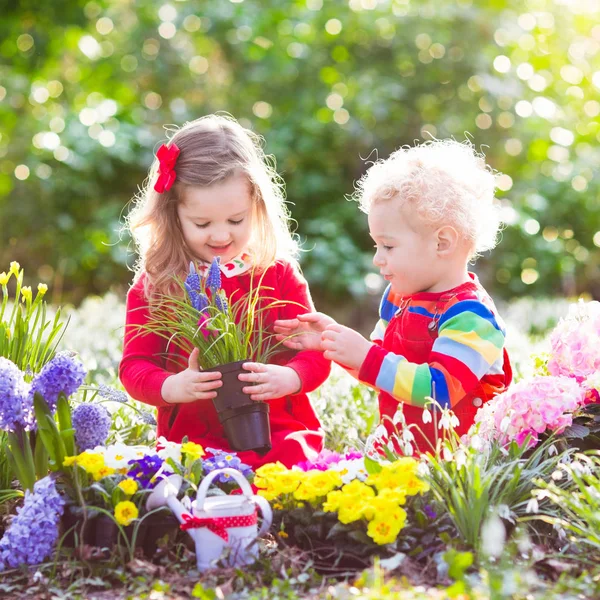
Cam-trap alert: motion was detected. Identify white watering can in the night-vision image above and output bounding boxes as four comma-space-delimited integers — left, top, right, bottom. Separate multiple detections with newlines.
146, 468, 272, 571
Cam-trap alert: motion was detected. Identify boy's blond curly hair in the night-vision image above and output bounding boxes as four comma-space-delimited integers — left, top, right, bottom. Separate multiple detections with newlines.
355, 139, 503, 258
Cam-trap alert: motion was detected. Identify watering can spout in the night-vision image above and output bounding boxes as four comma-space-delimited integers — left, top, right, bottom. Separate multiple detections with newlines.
145, 474, 189, 523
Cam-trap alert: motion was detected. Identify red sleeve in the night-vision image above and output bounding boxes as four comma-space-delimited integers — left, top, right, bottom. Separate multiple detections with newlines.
275, 261, 331, 394
118, 276, 172, 408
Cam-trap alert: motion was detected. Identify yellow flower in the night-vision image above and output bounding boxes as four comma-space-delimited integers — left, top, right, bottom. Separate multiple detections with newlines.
0, 272, 9, 286
181, 441, 205, 459
367, 517, 403, 545
37, 283, 48, 296
63, 456, 78, 467
293, 470, 342, 502
118, 478, 139, 496
114, 501, 139, 526
91, 465, 116, 481
255, 461, 288, 478
9, 261, 20, 275
21, 286, 32, 303
278, 530, 289, 539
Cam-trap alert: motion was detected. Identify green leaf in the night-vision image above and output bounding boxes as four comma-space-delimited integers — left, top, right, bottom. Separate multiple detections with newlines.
56, 393, 75, 456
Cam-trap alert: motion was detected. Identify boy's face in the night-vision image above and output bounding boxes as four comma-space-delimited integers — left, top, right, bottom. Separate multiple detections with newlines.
177, 173, 253, 264
368, 199, 441, 296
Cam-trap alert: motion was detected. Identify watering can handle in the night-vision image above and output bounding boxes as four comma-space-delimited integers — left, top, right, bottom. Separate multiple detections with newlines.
253, 494, 273, 536
196, 467, 254, 506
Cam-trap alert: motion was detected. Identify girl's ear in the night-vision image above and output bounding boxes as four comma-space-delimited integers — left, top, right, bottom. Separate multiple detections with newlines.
435, 225, 460, 256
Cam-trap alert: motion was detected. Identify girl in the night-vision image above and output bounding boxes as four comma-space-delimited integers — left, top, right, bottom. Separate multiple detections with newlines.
120, 114, 330, 468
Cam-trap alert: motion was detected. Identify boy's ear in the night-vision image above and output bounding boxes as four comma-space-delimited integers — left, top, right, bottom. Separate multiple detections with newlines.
435, 225, 460, 255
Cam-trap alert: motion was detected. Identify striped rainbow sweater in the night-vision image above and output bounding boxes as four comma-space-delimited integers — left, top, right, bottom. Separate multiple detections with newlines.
358, 274, 508, 411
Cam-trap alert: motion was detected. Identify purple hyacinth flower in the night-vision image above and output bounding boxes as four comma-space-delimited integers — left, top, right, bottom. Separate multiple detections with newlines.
206, 257, 221, 291
424, 504, 437, 520
72, 403, 112, 451
0, 476, 65, 571
0, 357, 31, 432
29, 352, 86, 414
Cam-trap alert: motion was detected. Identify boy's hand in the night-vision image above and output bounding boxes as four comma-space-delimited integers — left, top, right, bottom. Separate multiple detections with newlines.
161, 347, 222, 404
273, 312, 337, 351
239, 363, 302, 401
321, 324, 373, 371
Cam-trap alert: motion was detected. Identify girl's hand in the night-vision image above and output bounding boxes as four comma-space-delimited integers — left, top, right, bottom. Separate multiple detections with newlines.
321, 324, 373, 371
161, 348, 222, 404
273, 312, 337, 351
239, 363, 302, 401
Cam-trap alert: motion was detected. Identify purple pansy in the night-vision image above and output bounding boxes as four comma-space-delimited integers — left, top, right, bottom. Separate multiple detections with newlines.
127, 454, 166, 489
204, 448, 253, 482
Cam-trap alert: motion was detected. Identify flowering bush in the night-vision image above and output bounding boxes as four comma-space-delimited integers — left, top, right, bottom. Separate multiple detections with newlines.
474, 375, 585, 448
138, 258, 287, 369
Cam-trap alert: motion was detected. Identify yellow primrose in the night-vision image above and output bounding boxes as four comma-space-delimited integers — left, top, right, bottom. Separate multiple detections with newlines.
21, 286, 32, 303
0, 272, 9, 286
9, 261, 20, 275
181, 441, 205, 459
91, 465, 116, 481
255, 461, 289, 478
37, 283, 48, 296
294, 470, 342, 502
114, 501, 139, 526
337, 495, 371, 524
367, 517, 403, 545
118, 478, 139, 496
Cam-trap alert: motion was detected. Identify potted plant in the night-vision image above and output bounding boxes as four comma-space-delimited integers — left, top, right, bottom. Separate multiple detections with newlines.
139, 259, 292, 453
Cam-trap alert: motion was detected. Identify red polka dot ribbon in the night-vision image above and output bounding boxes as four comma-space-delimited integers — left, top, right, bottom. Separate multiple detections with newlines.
180, 510, 258, 542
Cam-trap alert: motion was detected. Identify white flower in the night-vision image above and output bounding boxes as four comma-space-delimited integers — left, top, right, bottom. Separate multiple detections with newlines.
392, 410, 405, 425
454, 448, 467, 470
422, 408, 432, 424
500, 415, 510, 433
438, 412, 451, 430
481, 514, 506, 558
330, 458, 368, 483
551, 469, 564, 481
402, 442, 413, 456
97, 443, 153, 470
470, 434, 483, 451
374, 424, 388, 441
442, 446, 453, 461
402, 428, 414, 443
526, 497, 539, 514
156, 436, 182, 464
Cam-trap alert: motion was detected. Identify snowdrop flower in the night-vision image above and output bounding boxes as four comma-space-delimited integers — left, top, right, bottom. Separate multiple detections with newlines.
526, 497, 539, 514
422, 408, 432, 424
392, 410, 405, 425
481, 513, 506, 558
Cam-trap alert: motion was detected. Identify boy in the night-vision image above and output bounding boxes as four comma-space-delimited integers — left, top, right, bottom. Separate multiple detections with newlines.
274, 140, 512, 452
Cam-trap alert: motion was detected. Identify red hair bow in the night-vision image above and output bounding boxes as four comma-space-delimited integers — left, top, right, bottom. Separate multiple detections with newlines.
154, 143, 180, 193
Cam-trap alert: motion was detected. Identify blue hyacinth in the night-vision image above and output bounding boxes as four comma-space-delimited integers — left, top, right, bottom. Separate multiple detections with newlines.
206, 257, 222, 291
29, 352, 86, 414
0, 357, 32, 432
0, 476, 65, 571
72, 403, 112, 451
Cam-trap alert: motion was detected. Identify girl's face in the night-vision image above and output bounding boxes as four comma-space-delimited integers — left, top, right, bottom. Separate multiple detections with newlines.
177, 173, 253, 264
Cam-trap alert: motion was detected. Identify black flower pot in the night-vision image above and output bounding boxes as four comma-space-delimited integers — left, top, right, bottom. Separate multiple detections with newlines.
94, 514, 146, 550
219, 402, 272, 454
142, 510, 180, 557
211, 360, 272, 453
61, 506, 96, 547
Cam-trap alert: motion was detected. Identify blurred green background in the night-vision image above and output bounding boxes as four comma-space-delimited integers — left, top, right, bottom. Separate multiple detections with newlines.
1, 0, 599, 320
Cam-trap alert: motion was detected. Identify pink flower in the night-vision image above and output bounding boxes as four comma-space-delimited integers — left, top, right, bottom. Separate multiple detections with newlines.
547, 301, 600, 384
474, 375, 585, 448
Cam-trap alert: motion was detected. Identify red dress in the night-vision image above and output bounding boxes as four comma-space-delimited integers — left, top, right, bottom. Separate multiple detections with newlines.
119, 260, 330, 468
